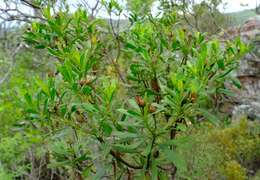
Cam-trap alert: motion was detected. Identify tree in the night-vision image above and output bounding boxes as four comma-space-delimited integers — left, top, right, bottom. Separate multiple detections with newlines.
256, 0, 260, 14
159, 0, 230, 34
126, 0, 155, 16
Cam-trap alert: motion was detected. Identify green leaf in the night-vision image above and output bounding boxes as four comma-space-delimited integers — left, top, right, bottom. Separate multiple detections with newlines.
103, 79, 117, 103
217, 58, 225, 69
34, 44, 46, 49
82, 103, 98, 113
152, 160, 158, 180
231, 77, 242, 89
217, 88, 235, 97
35, 77, 50, 96
82, 86, 92, 95
74, 154, 91, 163
101, 121, 113, 136
163, 149, 187, 172
159, 136, 191, 148
47, 48, 62, 57
113, 131, 140, 141
112, 141, 142, 153
117, 109, 141, 118
190, 79, 200, 93
199, 108, 219, 125
82, 166, 92, 178
176, 123, 187, 131
215, 67, 235, 80
24, 93, 33, 105
42, 6, 51, 19
125, 42, 137, 50
141, 49, 151, 61
47, 160, 71, 168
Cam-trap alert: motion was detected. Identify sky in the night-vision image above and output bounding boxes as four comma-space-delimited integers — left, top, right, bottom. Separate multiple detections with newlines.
66, 0, 259, 19
70, 0, 259, 13
0, 0, 259, 21
70, 0, 259, 18
221, 0, 258, 13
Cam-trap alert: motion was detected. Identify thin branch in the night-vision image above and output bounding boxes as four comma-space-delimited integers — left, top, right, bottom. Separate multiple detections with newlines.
0, 0, 45, 23
97, 137, 142, 169
107, 11, 126, 83
79, 0, 102, 18
110, 151, 143, 169
0, 43, 24, 86
21, 0, 41, 9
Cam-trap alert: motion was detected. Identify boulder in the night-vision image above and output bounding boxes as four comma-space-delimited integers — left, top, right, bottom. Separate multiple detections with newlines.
226, 16, 260, 120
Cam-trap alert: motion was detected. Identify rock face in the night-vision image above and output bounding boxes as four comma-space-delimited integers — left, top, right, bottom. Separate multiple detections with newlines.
226, 16, 260, 120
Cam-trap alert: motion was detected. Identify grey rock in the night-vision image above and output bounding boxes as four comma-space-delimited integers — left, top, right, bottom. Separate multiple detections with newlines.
224, 16, 260, 121
232, 102, 260, 120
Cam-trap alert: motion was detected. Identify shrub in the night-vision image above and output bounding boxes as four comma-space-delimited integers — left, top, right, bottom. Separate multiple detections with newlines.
222, 160, 247, 180
1, 1, 250, 179
175, 119, 260, 179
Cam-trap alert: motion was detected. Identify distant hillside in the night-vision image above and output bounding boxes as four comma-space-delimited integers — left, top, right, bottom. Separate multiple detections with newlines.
226, 9, 258, 26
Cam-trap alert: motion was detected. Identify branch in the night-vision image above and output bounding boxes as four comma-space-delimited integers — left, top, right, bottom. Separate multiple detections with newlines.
91, 0, 101, 17
110, 151, 142, 169
0, 43, 24, 85
107, 11, 126, 83
79, 0, 102, 18
21, 0, 41, 9
97, 137, 142, 169
0, 0, 45, 23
